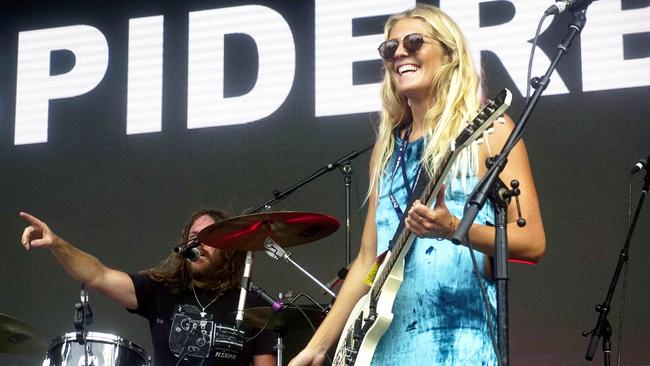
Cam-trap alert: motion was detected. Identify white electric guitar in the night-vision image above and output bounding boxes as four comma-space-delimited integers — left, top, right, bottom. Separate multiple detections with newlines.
332, 88, 512, 366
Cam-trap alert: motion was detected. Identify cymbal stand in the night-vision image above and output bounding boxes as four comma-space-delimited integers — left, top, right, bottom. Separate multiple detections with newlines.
264, 238, 336, 298
275, 331, 284, 366
247, 145, 372, 265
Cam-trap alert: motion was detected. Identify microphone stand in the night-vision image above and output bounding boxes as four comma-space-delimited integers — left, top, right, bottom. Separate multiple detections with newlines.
246, 146, 372, 298
583, 169, 650, 364
248, 145, 372, 265
449, 6, 591, 366
73, 283, 93, 366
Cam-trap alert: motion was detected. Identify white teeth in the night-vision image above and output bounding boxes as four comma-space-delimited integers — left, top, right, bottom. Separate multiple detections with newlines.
398, 64, 418, 75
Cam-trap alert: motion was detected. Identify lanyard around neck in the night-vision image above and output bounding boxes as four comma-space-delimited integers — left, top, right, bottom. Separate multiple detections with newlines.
388, 124, 422, 220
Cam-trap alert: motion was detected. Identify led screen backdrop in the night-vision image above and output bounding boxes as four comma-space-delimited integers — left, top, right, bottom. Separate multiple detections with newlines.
1, 0, 649, 365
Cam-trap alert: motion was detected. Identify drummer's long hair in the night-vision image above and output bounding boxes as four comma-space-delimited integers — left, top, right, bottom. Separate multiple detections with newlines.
140, 209, 245, 295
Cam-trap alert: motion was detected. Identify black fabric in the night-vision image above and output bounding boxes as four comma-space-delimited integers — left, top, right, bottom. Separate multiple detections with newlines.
127, 274, 275, 366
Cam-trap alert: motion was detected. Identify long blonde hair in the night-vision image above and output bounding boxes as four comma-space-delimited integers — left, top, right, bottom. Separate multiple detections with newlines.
370, 4, 483, 196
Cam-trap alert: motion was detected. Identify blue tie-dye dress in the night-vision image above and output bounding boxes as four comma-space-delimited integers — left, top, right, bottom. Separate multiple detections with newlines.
371, 135, 497, 366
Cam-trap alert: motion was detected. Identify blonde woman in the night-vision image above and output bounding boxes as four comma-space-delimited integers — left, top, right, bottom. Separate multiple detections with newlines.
290, 4, 545, 365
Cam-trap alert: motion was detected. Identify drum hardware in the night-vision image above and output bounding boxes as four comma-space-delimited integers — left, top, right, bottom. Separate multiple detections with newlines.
73, 283, 93, 365
230, 304, 327, 366
230, 305, 326, 333
264, 238, 336, 298
196, 147, 370, 366
0, 313, 48, 354
198, 209, 340, 354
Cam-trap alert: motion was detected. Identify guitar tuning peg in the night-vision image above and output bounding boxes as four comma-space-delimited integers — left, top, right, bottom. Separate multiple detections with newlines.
475, 137, 484, 145
486, 126, 495, 134
497, 116, 506, 124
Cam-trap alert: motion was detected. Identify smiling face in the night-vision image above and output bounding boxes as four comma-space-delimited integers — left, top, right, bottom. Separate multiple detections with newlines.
386, 18, 449, 104
186, 214, 223, 279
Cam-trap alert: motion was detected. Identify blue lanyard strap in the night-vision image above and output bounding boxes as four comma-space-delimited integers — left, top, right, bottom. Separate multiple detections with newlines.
388, 124, 422, 220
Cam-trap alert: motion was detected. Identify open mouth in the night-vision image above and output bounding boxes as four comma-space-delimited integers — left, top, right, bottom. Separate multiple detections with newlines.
397, 64, 419, 76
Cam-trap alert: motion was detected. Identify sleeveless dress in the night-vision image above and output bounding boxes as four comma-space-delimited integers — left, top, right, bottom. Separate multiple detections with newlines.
371, 135, 497, 366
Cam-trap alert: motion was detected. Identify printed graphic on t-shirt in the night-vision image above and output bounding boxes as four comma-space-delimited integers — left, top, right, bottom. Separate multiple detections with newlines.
169, 304, 244, 363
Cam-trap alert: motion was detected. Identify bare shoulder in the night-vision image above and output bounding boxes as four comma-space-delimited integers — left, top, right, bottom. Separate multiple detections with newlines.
485, 114, 517, 152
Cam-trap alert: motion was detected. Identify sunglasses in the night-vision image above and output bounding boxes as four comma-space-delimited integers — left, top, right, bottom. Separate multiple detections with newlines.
378, 33, 437, 61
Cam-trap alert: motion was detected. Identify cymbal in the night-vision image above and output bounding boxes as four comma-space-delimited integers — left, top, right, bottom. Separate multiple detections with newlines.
198, 211, 339, 251
230, 305, 326, 332
0, 313, 48, 354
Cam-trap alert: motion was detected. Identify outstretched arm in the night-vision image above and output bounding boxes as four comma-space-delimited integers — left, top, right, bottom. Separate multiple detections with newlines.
19, 211, 138, 309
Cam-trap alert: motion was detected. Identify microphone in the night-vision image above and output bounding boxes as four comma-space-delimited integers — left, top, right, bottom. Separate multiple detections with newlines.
544, 0, 596, 15
630, 156, 649, 174
249, 282, 284, 311
80, 283, 88, 307
235, 251, 254, 328
173, 238, 201, 262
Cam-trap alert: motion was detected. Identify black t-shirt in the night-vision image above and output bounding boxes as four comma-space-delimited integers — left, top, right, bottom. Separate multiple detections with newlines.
128, 274, 276, 366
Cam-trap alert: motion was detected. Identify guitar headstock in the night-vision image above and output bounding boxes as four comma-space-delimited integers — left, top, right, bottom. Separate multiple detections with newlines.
451, 88, 512, 152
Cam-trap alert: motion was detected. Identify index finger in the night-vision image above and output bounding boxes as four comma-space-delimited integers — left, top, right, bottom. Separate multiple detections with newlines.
19, 212, 45, 227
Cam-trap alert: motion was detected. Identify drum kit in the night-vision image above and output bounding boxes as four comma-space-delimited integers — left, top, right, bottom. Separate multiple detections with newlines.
4, 211, 342, 365
202, 211, 339, 366
4, 147, 370, 365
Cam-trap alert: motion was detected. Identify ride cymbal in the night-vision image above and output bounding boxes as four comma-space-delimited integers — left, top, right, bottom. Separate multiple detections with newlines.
198, 211, 339, 251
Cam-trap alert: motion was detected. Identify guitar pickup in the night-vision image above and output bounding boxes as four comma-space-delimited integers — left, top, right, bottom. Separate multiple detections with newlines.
352, 312, 363, 341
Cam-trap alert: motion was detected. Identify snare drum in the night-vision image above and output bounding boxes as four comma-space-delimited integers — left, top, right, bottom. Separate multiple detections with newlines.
43, 331, 150, 366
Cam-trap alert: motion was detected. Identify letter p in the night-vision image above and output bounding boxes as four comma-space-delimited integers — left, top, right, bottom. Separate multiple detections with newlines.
14, 25, 108, 145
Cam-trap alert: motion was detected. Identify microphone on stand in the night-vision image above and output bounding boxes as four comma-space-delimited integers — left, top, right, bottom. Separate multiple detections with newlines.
74, 284, 93, 344
630, 155, 649, 174
235, 251, 254, 328
544, 0, 596, 15
249, 282, 284, 311
173, 238, 201, 262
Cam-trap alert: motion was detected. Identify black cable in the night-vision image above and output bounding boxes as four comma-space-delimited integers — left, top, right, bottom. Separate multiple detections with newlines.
246, 310, 276, 342
526, 14, 550, 104
174, 323, 198, 366
287, 292, 327, 312
465, 241, 500, 365
287, 293, 332, 365
175, 349, 189, 366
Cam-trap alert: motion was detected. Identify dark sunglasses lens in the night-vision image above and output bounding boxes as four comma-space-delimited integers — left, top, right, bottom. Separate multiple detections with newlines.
379, 40, 398, 60
404, 34, 424, 52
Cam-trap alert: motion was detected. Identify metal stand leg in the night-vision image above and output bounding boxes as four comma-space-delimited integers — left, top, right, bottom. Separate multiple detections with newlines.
275, 332, 284, 366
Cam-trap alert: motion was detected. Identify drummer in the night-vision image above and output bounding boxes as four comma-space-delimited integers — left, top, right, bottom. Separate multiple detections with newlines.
19, 209, 276, 366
